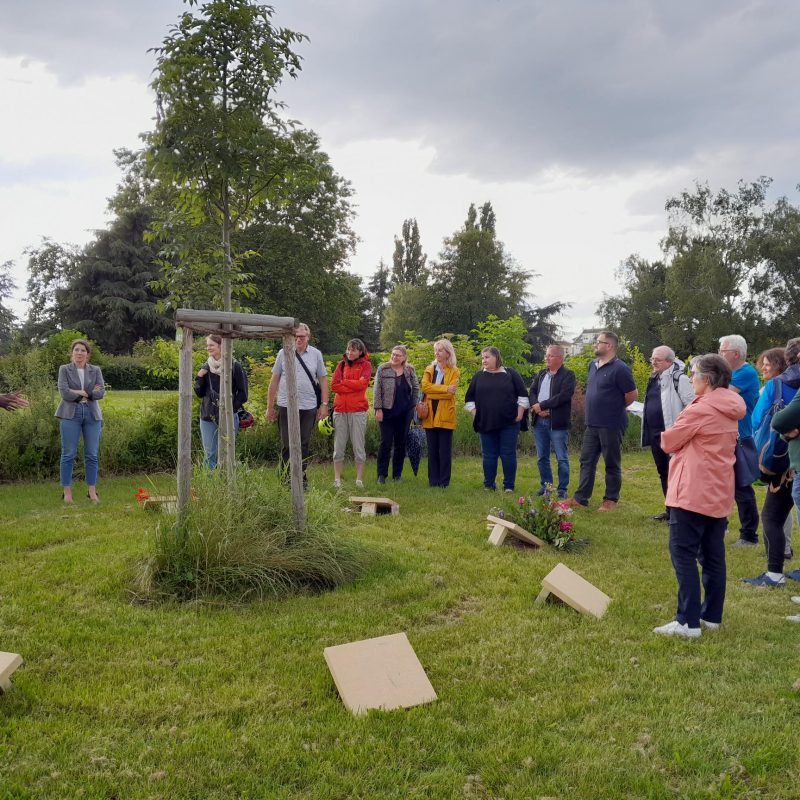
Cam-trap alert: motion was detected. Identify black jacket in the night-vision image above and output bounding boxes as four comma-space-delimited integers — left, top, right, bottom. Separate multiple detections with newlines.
194, 360, 248, 422
529, 365, 577, 430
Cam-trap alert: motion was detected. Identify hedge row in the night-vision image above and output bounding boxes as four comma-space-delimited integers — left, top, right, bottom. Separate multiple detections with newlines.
0, 389, 641, 483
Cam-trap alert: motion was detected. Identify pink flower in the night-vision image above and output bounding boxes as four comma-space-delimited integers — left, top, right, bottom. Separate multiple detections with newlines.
518, 496, 525, 505
559, 521, 574, 531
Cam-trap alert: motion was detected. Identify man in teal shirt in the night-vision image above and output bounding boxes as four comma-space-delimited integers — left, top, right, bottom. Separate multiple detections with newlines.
719, 334, 761, 546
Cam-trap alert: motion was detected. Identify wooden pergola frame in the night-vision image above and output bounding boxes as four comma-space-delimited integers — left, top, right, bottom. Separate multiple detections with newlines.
174, 309, 306, 529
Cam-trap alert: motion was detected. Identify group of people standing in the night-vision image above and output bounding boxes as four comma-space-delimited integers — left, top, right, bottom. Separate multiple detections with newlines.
42, 329, 800, 636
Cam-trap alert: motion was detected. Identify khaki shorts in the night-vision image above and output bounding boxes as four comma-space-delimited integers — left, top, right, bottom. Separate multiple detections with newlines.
333, 411, 368, 463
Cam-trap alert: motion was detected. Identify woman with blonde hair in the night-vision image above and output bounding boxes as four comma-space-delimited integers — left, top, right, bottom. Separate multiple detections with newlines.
420, 339, 460, 488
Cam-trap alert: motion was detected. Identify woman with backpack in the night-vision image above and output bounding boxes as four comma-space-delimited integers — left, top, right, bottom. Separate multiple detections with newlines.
331, 338, 372, 489
194, 334, 248, 469
742, 339, 800, 586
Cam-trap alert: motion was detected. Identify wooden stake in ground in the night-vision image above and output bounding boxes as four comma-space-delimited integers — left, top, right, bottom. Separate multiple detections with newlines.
0, 652, 23, 694
324, 632, 437, 716
534, 562, 611, 619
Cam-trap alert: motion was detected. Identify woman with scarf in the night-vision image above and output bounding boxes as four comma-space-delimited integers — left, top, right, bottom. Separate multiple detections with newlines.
331, 338, 372, 489
194, 334, 248, 469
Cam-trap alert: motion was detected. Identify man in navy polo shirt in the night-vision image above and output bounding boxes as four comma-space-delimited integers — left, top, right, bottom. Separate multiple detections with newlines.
566, 331, 638, 511
719, 334, 761, 546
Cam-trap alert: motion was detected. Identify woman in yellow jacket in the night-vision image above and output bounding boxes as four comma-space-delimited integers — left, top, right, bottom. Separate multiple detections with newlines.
420, 339, 461, 487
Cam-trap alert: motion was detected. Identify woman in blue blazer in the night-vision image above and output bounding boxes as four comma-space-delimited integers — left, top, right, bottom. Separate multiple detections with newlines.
55, 339, 105, 503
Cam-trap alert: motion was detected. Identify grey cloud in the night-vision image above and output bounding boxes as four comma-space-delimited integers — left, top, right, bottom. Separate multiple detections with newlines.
4, 0, 799, 182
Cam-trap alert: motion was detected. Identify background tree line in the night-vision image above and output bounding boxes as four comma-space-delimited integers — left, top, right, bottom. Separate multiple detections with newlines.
599, 177, 800, 355
0, 0, 568, 362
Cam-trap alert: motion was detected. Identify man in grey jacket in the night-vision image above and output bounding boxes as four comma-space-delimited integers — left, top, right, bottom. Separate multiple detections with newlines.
641, 346, 694, 521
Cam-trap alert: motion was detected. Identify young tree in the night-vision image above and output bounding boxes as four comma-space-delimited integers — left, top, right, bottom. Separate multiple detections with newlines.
146, 0, 307, 311
392, 218, 427, 285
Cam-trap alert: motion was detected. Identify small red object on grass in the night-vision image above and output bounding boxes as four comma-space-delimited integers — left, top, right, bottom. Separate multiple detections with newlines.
135, 488, 151, 504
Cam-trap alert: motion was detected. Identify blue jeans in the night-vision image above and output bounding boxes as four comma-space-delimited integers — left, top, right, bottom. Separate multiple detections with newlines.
60, 404, 102, 487
793, 476, 800, 527
479, 423, 520, 491
533, 422, 569, 496
200, 415, 240, 469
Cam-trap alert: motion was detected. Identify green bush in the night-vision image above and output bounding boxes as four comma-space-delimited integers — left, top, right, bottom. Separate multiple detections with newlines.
132, 467, 370, 602
101, 356, 177, 390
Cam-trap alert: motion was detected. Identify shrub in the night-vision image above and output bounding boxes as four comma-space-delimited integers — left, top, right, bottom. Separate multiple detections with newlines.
101, 356, 177, 390
132, 467, 370, 602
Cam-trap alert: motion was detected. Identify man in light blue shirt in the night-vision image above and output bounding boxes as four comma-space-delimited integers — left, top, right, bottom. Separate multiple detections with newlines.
719, 334, 760, 546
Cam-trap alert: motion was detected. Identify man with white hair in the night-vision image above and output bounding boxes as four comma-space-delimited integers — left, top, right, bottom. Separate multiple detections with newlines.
641, 345, 694, 521
719, 334, 761, 546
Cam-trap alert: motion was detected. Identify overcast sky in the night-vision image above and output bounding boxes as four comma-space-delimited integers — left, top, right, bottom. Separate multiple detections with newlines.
2, 0, 799, 337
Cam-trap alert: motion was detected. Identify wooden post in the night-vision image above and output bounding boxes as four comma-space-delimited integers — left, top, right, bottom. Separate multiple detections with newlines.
176, 326, 194, 527
282, 332, 306, 530
219, 332, 235, 477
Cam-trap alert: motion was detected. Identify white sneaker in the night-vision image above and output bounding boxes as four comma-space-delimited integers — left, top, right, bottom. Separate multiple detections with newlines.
333, 479, 342, 489
786, 614, 800, 623
791, 596, 800, 605
355, 480, 364, 489
653, 620, 701, 638
699, 619, 720, 630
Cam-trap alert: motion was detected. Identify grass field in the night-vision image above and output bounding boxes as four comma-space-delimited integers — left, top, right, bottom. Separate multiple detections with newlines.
1, 452, 798, 799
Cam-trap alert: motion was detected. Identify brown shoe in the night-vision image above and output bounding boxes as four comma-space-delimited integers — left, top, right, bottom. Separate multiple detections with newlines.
598, 500, 618, 512
563, 497, 585, 509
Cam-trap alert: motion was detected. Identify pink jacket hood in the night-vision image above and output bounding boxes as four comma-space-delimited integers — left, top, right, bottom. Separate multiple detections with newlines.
660, 387, 746, 518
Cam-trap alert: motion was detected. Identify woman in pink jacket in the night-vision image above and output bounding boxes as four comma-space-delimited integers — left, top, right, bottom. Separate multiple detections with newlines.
653, 354, 745, 639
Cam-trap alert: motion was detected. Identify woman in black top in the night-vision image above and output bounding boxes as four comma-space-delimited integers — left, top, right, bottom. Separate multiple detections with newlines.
194, 334, 248, 469
464, 347, 529, 491
373, 344, 420, 483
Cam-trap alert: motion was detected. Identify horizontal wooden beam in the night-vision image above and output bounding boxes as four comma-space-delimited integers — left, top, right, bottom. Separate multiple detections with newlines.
175, 309, 298, 332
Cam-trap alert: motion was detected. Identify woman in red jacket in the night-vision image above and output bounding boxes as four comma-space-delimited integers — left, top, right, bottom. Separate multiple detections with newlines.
331, 338, 372, 489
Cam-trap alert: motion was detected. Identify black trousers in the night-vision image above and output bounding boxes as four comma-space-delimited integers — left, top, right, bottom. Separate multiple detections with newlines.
650, 439, 670, 498
762, 477, 795, 574
278, 406, 317, 484
426, 428, 454, 487
734, 483, 760, 542
574, 426, 624, 505
377, 410, 413, 480
668, 507, 727, 627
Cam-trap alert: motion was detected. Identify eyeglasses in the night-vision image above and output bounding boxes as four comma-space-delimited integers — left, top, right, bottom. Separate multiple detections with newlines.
596, 340, 612, 346
650, 357, 666, 363
295, 334, 309, 340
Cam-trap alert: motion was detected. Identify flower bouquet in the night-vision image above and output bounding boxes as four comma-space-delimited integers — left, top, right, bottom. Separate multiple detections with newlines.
490, 485, 588, 552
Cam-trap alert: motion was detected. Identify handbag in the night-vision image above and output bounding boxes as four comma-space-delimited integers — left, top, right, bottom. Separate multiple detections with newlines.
295, 350, 322, 409
237, 407, 255, 429
734, 435, 759, 489
416, 397, 429, 420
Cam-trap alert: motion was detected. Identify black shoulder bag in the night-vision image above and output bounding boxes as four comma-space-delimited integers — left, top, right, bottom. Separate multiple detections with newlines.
296, 351, 322, 409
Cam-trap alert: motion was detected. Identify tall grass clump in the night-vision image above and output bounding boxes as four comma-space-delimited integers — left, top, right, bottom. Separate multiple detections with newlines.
133, 467, 369, 603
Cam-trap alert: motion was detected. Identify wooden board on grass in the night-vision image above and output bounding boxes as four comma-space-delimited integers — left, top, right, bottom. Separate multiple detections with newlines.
0, 652, 23, 693
486, 515, 545, 548
535, 562, 611, 619
348, 496, 400, 516
324, 632, 437, 716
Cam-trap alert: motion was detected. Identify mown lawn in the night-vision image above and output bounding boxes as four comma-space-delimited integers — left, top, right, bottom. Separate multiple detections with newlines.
0, 452, 798, 799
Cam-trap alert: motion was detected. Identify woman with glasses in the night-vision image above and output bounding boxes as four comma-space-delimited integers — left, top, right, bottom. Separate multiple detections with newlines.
653, 354, 744, 638
373, 345, 419, 484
